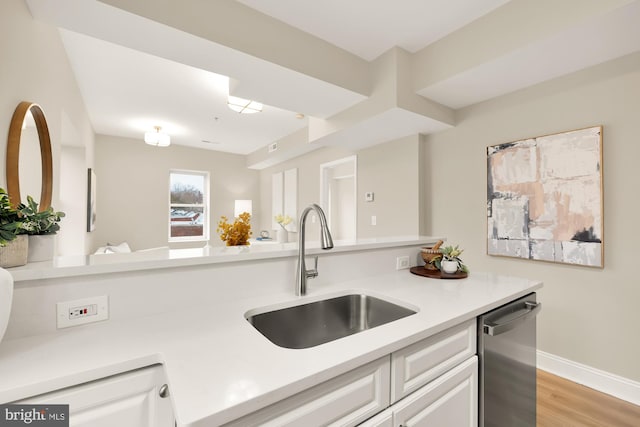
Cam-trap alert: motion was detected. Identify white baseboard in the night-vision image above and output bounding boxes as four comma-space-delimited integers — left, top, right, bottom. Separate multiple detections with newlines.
537, 350, 640, 406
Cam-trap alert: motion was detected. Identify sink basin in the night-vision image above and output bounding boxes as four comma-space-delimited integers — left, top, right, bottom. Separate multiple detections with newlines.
246, 294, 417, 349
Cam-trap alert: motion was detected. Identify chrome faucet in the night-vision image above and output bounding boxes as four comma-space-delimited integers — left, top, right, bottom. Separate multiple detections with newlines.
295, 204, 334, 296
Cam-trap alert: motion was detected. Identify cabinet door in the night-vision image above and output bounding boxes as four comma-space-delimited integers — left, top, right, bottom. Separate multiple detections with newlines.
224, 357, 390, 427
393, 356, 478, 427
17, 365, 173, 427
358, 408, 393, 427
391, 319, 476, 402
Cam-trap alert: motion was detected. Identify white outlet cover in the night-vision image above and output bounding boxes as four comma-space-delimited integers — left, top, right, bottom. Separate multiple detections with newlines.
57, 295, 109, 329
396, 256, 410, 270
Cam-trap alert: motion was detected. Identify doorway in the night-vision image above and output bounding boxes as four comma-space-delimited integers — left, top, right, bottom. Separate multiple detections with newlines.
320, 156, 357, 241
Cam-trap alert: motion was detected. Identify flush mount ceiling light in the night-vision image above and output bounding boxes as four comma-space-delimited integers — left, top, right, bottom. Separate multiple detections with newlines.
227, 95, 263, 114
144, 125, 170, 147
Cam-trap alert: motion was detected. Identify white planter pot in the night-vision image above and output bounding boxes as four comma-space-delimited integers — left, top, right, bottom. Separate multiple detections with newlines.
0, 268, 13, 343
0, 235, 29, 268
441, 260, 459, 274
28, 234, 56, 263
277, 228, 289, 243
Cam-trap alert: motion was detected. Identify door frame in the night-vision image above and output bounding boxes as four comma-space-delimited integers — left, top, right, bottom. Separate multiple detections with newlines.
320, 155, 357, 240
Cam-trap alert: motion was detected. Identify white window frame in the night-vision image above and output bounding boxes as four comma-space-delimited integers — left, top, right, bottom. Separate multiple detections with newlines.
168, 169, 210, 243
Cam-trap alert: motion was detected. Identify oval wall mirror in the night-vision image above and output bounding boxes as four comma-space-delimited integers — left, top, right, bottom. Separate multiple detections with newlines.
6, 101, 53, 210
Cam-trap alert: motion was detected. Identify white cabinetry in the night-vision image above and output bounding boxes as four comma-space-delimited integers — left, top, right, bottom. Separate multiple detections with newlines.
391, 319, 476, 402
358, 408, 393, 427
16, 365, 173, 427
223, 357, 390, 427
226, 320, 478, 427
392, 356, 477, 427
359, 357, 478, 427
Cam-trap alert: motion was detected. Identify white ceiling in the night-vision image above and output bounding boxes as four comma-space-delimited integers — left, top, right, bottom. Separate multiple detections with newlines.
59, 30, 309, 154
26, 0, 640, 159
236, 0, 512, 60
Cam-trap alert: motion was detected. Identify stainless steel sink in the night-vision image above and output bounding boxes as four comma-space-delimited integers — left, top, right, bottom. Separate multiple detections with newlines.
246, 294, 417, 349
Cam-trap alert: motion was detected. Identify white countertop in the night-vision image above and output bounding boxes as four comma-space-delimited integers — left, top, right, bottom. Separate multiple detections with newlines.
7, 236, 443, 282
0, 268, 541, 426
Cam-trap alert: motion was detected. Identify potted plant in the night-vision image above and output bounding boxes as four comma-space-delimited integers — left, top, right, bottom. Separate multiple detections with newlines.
18, 195, 65, 262
0, 188, 28, 268
438, 245, 469, 274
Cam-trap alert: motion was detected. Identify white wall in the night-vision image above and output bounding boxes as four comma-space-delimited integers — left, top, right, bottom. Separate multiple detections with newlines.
0, 0, 95, 254
423, 52, 640, 382
356, 134, 423, 238
94, 135, 260, 251
258, 136, 424, 240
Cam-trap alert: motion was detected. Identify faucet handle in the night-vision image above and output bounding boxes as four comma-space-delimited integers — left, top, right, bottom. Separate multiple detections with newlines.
306, 256, 319, 279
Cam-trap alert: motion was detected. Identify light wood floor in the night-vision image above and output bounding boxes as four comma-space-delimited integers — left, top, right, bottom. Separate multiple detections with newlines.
537, 370, 640, 426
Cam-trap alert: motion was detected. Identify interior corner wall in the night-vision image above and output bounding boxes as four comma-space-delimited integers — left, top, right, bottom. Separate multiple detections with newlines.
257, 136, 423, 241
258, 145, 353, 239
356, 134, 421, 239
0, 0, 96, 254
94, 135, 259, 251
423, 52, 640, 382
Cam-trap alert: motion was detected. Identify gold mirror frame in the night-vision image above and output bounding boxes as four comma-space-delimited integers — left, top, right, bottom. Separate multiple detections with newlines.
6, 101, 53, 210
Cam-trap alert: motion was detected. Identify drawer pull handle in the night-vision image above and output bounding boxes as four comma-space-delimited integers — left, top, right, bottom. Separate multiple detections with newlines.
159, 384, 170, 398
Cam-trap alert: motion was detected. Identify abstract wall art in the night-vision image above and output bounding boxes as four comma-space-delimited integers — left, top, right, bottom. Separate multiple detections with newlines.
487, 126, 603, 267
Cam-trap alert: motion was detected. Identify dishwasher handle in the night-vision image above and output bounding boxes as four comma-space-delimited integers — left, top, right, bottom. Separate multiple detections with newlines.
483, 301, 541, 336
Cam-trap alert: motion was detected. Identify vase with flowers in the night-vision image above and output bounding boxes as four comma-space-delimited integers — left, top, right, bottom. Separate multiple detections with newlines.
274, 214, 292, 243
216, 212, 252, 246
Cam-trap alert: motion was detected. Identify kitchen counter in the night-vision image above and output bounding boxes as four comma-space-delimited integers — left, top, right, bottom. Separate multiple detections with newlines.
7, 236, 442, 282
0, 268, 541, 426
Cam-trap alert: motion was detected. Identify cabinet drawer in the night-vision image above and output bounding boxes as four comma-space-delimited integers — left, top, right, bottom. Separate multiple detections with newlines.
358, 408, 393, 427
16, 365, 174, 427
393, 356, 478, 427
391, 319, 476, 402
224, 357, 390, 427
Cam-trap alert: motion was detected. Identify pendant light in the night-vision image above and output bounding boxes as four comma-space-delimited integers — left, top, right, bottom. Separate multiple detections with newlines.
144, 126, 170, 147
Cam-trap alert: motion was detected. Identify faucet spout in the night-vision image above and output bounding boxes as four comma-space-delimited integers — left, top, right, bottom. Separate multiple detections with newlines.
296, 204, 334, 296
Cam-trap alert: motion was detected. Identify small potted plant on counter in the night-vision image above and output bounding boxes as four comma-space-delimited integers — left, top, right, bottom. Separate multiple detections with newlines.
18, 195, 65, 262
438, 244, 469, 274
0, 188, 28, 268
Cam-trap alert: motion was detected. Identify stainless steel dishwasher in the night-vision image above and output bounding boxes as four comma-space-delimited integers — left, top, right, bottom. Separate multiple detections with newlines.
478, 292, 542, 427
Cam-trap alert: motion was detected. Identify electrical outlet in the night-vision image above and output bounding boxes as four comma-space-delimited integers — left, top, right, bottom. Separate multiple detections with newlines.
57, 296, 109, 329
371, 215, 377, 226
396, 256, 410, 270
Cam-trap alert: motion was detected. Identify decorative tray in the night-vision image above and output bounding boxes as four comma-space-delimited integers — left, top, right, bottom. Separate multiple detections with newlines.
409, 266, 468, 279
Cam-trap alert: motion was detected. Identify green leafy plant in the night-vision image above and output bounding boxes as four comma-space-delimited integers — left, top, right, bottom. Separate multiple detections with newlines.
18, 195, 65, 236
0, 188, 24, 246
428, 244, 469, 273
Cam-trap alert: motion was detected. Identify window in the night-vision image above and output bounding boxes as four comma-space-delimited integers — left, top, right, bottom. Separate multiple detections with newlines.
169, 170, 209, 242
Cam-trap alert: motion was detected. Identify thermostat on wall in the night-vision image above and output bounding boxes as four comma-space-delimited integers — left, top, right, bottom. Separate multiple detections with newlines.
365, 192, 374, 202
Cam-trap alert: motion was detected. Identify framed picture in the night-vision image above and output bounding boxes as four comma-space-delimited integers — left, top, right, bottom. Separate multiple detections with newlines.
487, 126, 603, 267
87, 168, 97, 232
